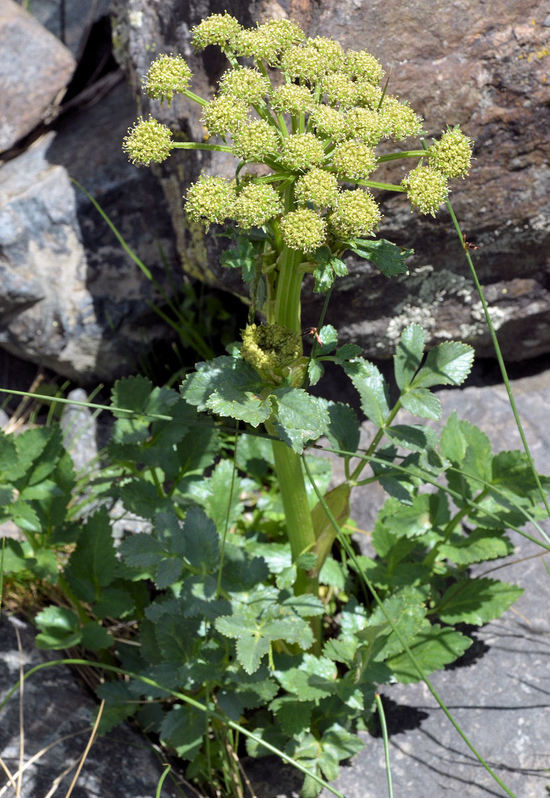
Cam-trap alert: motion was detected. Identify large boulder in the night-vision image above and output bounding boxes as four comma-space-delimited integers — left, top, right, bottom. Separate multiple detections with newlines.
111, 0, 550, 360
0, 0, 75, 152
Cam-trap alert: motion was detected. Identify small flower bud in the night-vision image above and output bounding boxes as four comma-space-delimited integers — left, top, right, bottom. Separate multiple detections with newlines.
218, 67, 271, 105
191, 13, 242, 51
309, 105, 348, 141
345, 50, 384, 84
329, 189, 382, 238
330, 140, 377, 180
402, 165, 449, 216
280, 208, 327, 252
279, 132, 325, 172
232, 120, 279, 161
322, 73, 358, 108
202, 95, 248, 137
143, 54, 192, 104
294, 168, 339, 208
241, 323, 303, 384
427, 126, 473, 178
345, 107, 385, 146
185, 175, 237, 227
122, 116, 173, 165
271, 84, 314, 115
380, 96, 423, 140
234, 183, 283, 229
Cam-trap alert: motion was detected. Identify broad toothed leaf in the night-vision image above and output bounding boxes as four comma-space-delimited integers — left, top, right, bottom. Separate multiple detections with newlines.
394, 323, 425, 390
412, 341, 474, 388
436, 578, 523, 625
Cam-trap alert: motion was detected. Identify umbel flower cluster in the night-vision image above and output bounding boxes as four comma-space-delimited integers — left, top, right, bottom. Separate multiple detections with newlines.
123, 13, 473, 253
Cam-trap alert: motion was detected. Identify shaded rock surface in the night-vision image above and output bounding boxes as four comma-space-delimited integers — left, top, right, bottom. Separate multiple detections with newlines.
111, 0, 550, 361
0, 614, 184, 797
0, 75, 181, 382
0, 0, 75, 152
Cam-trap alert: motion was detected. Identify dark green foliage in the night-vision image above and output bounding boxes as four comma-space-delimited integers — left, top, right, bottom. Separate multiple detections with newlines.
2, 323, 544, 798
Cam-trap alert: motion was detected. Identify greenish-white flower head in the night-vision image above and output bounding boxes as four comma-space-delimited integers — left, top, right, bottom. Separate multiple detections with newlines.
271, 84, 314, 115
232, 120, 279, 161
330, 141, 377, 180
122, 116, 172, 165
234, 183, 283, 229
280, 208, 327, 252
353, 80, 383, 110
427, 127, 473, 178
322, 73, 358, 108
345, 107, 385, 146
329, 189, 382, 238
202, 95, 248, 137
294, 168, 339, 208
185, 175, 237, 227
308, 36, 345, 72
143, 54, 192, 104
218, 67, 271, 105
279, 133, 325, 172
380, 96, 423, 139
402, 165, 449, 216
309, 105, 348, 141
191, 12, 242, 50
281, 44, 329, 83
345, 50, 384, 83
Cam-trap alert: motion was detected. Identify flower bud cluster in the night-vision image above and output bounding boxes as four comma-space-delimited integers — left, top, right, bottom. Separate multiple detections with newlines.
241, 322, 303, 383
143, 54, 191, 104
125, 14, 474, 247
122, 116, 173, 166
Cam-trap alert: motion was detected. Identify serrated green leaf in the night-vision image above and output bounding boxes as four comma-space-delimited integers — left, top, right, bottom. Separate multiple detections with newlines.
439, 528, 514, 565
343, 358, 389, 426
318, 324, 338, 351
313, 262, 335, 293
20, 480, 63, 501
0, 431, 17, 475
349, 238, 412, 276
119, 534, 162, 570
400, 387, 441, 419
369, 586, 428, 659
386, 424, 438, 453
236, 636, 271, 675
323, 637, 358, 665
12, 427, 59, 483
325, 401, 360, 455
491, 450, 546, 498
111, 375, 153, 416
322, 723, 365, 762
181, 356, 271, 426
412, 341, 474, 388
319, 557, 347, 590
93, 586, 136, 619
81, 622, 113, 651
308, 358, 324, 386
202, 459, 244, 534
273, 388, 330, 453
436, 578, 523, 625
65, 508, 118, 601
183, 506, 219, 571
11, 499, 42, 533
275, 654, 337, 700
335, 343, 362, 364
440, 410, 467, 462
394, 323, 425, 390
386, 624, 472, 682
118, 479, 170, 520
270, 696, 315, 736
0, 538, 33, 574
161, 705, 204, 756
35, 606, 82, 649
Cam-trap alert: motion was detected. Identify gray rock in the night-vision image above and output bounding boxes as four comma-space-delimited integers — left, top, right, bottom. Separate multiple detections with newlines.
0, 76, 181, 382
0, 614, 186, 797
22, 0, 111, 58
0, 0, 75, 152
110, 0, 550, 361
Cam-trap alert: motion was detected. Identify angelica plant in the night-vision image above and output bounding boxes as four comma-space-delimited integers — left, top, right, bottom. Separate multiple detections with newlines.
123, 13, 473, 599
